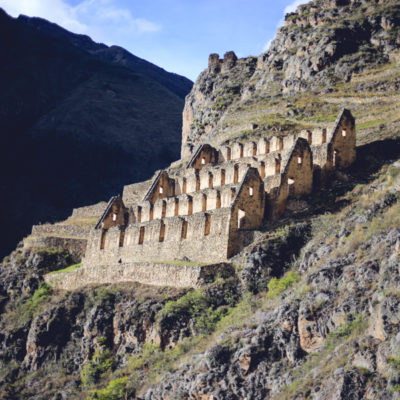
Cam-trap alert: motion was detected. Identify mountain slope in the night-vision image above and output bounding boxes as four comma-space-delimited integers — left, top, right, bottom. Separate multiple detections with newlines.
181, 0, 400, 156
0, 8, 192, 259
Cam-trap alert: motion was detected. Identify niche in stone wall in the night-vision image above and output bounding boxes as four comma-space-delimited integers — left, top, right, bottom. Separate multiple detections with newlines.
162, 200, 167, 218
204, 214, 211, 236
308, 131, 312, 145
159, 221, 165, 242
181, 220, 188, 239
209, 172, 213, 188
260, 162, 265, 178
137, 206, 142, 223
100, 229, 108, 250
188, 197, 193, 215
322, 128, 327, 144
182, 178, 187, 194
252, 142, 257, 156
234, 164, 239, 183
149, 204, 154, 221
196, 171, 200, 191
202, 194, 207, 212
275, 158, 281, 175
216, 192, 221, 209
174, 198, 179, 216
240, 144, 244, 158
279, 138, 283, 151
227, 147, 231, 161
221, 169, 226, 186
139, 227, 145, 244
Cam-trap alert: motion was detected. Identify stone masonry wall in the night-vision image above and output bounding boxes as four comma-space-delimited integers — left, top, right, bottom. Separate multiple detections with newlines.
30, 224, 90, 239
45, 262, 231, 290
71, 202, 107, 218
84, 208, 232, 266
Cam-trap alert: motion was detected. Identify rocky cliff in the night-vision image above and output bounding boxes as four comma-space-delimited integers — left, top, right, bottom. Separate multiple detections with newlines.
181, 0, 400, 157
0, 8, 192, 259
1, 0, 400, 399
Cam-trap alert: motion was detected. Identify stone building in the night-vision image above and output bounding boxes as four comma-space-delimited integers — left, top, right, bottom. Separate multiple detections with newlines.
83, 108, 356, 269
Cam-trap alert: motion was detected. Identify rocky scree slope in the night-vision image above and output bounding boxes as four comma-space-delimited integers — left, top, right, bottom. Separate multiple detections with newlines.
1, 143, 400, 399
0, 8, 192, 260
182, 0, 400, 155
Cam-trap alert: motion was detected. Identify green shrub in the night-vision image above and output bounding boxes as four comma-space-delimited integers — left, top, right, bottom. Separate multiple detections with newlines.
158, 289, 227, 334
81, 346, 114, 387
20, 283, 52, 322
48, 263, 81, 275
267, 271, 300, 298
88, 377, 133, 400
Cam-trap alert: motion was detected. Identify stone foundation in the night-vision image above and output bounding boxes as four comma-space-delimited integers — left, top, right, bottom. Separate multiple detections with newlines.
45, 262, 231, 290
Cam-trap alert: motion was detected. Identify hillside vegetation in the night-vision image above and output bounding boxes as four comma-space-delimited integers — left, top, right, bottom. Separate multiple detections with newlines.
1, 0, 400, 399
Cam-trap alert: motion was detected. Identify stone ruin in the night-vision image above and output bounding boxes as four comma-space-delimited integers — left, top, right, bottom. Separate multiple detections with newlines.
82, 109, 356, 273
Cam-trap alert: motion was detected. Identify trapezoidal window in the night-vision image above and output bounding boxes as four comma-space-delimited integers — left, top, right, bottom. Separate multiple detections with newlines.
195, 172, 200, 191
265, 141, 270, 154
119, 229, 125, 247
221, 169, 226, 186
260, 162, 265, 178
216, 192, 221, 209
238, 209, 246, 229
181, 220, 188, 239
322, 129, 327, 144
252, 143, 257, 156
279, 138, 283, 151
137, 206, 142, 223
182, 178, 187, 194
188, 197, 193, 215
208, 173, 213, 188
239, 144, 244, 158
234, 165, 239, 184
138, 227, 145, 245
275, 158, 281, 175
149, 204, 154, 221
308, 131, 312, 145
162, 200, 167, 218
204, 214, 211, 236
227, 147, 231, 161
159, 221, 165, 242
202, 194, 207, 212
100, 229, 107, 250
174, 199, 179, 216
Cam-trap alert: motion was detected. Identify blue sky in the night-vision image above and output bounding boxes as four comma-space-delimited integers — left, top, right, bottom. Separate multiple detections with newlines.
0, 0, 306, 81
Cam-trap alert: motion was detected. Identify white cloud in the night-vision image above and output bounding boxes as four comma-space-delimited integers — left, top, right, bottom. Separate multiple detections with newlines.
284, 0, 308, 15
262, 39, 273, 53
0, 0, 161, 42
277, 0, 308, 27
261, 0, 308, 54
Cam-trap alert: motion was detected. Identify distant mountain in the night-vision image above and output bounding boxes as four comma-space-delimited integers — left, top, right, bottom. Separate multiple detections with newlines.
0, 8, 192, 258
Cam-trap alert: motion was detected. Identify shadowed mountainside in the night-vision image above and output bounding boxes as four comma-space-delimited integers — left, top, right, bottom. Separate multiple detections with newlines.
0, 8, 192, 258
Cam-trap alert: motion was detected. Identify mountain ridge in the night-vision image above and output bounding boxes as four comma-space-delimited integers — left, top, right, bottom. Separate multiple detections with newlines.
0, 8, 192, 259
